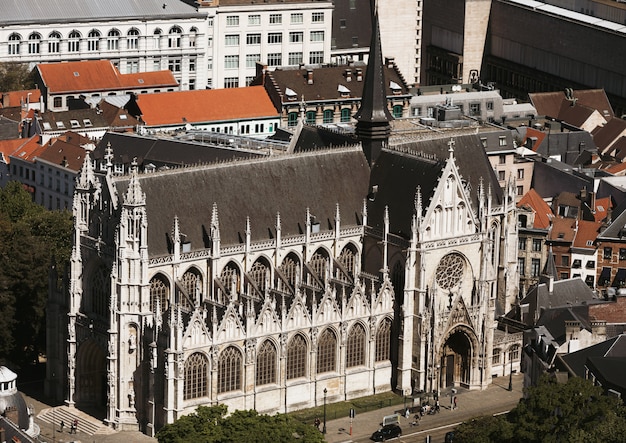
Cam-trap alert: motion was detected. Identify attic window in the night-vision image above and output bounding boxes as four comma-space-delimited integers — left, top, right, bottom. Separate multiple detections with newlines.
338, 84, 350, 97
389, 80, 401, 95
56, 121, 65, 129
83, 119, 93, 127
597, 205, 604, 211
285, 87, 297, 100
73, 72, 80, 76
119, 114, 127, 120
70, 119, 80, 128
42, 122, 52, 130
138, 78, 144, 84
557, 233, 564, 239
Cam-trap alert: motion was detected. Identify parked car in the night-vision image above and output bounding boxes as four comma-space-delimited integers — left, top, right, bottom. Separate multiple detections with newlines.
370, 424, 402, 441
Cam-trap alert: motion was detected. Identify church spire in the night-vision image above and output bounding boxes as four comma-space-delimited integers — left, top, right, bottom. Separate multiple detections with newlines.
354, 0, 392, 168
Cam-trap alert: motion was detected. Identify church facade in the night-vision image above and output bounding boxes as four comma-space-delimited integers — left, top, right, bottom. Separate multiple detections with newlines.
45, 5, 519, 436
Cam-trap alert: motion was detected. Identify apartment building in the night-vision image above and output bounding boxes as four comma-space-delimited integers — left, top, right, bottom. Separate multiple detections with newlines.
202, 0, 333, 89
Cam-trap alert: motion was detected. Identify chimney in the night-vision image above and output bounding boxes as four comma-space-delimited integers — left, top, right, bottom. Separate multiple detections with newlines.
306, 69, 313, 84
344, 69, 352, 82
356, 68, 363, 81
385, 57, 395, 68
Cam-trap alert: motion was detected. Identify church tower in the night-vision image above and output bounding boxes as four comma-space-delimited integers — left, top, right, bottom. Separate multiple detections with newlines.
354, 0, 392, 168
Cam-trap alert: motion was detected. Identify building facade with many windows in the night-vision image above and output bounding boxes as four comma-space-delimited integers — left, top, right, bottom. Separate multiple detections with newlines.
0, 0, 208, 92
203, 0, 333, 89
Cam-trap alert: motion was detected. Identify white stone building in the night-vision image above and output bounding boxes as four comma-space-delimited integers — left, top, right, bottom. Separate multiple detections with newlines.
202, 0, 333, 89
0, 0, 208, 91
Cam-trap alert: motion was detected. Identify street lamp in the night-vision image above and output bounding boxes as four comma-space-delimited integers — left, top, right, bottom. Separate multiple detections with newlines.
323, 388, 328, 434
508, 351, 513, 391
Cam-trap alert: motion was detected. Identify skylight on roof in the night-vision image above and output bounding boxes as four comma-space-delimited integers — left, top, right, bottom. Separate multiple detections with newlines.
83, 119, 92, 127
119, 114, 127, 120
338, 84, 350, 93
56, 121, 65, 129
42, 122, 51, 130
70, 119, 80, 128
389, 80, 401, 90
73, 72, 80, 77
597, 205, 604, 211
138, 79, 144, 84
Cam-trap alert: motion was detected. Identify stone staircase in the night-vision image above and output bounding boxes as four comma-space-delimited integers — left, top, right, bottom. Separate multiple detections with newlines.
37, 406, 116, 436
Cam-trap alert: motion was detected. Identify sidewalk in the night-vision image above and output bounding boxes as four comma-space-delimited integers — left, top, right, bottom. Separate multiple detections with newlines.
323, 374, 523, 443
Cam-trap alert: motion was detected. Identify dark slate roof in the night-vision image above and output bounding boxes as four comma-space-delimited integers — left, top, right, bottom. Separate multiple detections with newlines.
38, 108, 112, 133
592, 118, 626, 154
0, 116, 19, 141
528, 90, 614, 121
586, 356, 626, 392
559, 334, 620, 377
367, 133, 502, 238
94, 132, 264, 169
114, 147, 370, 256
535, 305, 592, 344
597, 205, 626, 239
368, 149, 444, 238
264, 64, 409, 106
531, 157, 593, 199
292, 125, 358, 152
532, 131, 596, 166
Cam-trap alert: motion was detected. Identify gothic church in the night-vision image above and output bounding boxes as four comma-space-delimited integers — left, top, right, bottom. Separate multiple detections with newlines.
45, 5, 518, 435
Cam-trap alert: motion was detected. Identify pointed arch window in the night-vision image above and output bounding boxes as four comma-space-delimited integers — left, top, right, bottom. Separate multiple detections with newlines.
309, 251, 328, 281
375, 318, 392, 361
287, 334, 307, 379
91, 265, 110, 318
279, 254, 299, 290
338, 245, 357, 280
150, 275, 170, 314
346, 323, 366, 367
249, 260, 269, 294
219, 263, 240, 303
218, 346, 242, 393
184, 352, 208, 399
28, 33, 41, 54
316, 329, 336, 373
256, 340, 277, 385
179, 269, 202, 309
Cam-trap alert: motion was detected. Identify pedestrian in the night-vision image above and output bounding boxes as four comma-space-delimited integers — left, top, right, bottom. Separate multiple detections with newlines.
405, 407, 410, 418
435, 399, 440, 412
453, 396, 457, 410
314, 417, 321, 431
60, 420, 64, 432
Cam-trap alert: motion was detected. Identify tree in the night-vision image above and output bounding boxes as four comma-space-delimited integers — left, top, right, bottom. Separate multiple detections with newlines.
453, 376, 626, 443
0, 62, 35, 92
156, 405, 325, 443
0, 182, 72, 368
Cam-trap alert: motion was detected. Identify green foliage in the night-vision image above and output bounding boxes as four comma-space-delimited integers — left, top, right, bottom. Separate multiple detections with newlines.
0, 182, 72, 367
0, 62, 35, 92
453, 376, 626, 443
156, 405, 325, 443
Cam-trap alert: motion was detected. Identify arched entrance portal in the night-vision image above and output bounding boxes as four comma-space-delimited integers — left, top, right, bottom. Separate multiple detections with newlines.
440, 330, 472, 389
75, 339, 106, 412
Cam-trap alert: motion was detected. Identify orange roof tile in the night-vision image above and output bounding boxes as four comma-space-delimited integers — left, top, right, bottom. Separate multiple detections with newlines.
517, 188, 553, 229
37, 60, 178, 94
136, 86, 279, 126
594, 196, 612, 222
0, 89, 41, 108
573, 219, 602, 248
522, 127, 548, 152
604, 162, 626, 175
2, 136, 44, 163
548, 217, 577, 242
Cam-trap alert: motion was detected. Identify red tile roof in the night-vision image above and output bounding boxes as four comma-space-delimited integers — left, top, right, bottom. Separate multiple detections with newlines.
135, 86, 279, 126
594, 196, 612, 222
517, 188, 553, 229
0, 89, 41, 108
1, 136, 44, 163
522, 127, 547, 152
572, 219, 602, 248
549, 217, 577, 242
38, 137, 87, 172
37, 60, 178, 94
